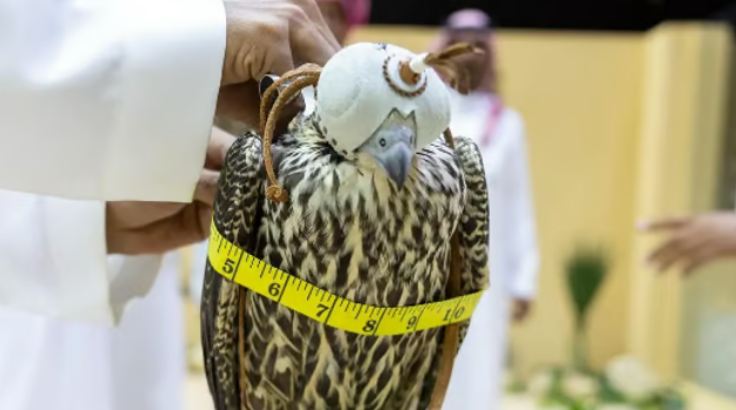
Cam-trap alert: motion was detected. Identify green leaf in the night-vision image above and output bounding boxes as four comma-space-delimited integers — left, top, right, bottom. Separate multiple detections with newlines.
565, 246, 609, 327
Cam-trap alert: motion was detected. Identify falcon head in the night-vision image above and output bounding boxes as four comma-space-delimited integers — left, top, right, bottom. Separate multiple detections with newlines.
259, 42, 479, 202
314, 43, 454, 188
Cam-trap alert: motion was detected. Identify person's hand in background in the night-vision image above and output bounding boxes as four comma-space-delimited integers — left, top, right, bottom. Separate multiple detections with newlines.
217, 0, 340, 127
639, 212, 736, 274
106, 128, 236, 254
512, 298, 532, 323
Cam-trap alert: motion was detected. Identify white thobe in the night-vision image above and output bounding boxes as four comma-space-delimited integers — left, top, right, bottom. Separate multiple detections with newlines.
444, 91, 540, 410
0, 251, 185, 410
0, 0, 225, 322
0, 1, 223, 408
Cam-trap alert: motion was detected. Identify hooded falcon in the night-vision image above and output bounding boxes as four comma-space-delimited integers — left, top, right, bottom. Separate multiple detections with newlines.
201, 42, 490, 410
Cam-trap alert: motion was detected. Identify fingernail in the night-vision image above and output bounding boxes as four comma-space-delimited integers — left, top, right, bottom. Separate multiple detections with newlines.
636, 220, 649, 231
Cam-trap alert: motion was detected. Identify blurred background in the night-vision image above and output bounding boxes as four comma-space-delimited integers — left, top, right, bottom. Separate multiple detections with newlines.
182, 0, 736, 408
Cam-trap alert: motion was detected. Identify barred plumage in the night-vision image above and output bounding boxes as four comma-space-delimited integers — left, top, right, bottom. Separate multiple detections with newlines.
202, 113, 489, 410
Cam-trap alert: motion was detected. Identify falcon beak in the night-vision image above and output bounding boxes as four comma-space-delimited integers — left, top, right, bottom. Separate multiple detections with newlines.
376, 135, 414, 189
374, 125, 414, 189
357, 110, 418, 188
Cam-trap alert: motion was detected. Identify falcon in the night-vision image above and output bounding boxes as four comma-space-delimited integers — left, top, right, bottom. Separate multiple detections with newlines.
201, 42, 489, 410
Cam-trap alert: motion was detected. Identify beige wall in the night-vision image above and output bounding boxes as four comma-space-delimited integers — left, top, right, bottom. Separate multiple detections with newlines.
496, 30, 644, 375
348, 23, 733, 379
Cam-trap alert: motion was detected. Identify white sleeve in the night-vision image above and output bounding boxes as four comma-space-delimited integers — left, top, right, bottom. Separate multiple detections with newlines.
504, 115, 541, 300
0, 190, 161, 324
0, 0, 225, 201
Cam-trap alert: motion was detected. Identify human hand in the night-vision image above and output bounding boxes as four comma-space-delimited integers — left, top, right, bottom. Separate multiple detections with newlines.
217, 0, 340, 126
106, 128, 236, 254
511, 298, 532, 323
106, 170, 218, 254
639, 212, 736, 274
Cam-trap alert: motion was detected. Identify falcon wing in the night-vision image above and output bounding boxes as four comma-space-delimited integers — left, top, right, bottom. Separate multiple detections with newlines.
201, 132, 264, 410
418, 135, 491, 408
454, 135, 490, 319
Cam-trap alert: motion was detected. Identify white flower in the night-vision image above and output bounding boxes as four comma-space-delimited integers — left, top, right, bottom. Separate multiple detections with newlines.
595, 404, 638, 410
562, 372, 599, 398
527, 369, 554, 398
605, 355, 661, 400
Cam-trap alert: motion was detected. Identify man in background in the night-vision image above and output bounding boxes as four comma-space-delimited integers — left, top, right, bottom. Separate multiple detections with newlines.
437, 9, 540, 410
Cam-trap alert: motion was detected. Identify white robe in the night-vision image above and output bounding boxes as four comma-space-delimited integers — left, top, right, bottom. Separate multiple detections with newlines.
0, 2, 222, 408
443, 92, 540, 410
0, 251, 185, 410
0, 0, 224, 323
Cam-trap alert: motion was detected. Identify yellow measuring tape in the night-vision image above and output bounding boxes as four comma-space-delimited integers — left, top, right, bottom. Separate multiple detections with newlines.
208, 222, 484, 336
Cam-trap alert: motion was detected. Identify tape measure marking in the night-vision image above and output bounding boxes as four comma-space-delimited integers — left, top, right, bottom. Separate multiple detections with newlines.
208, 221, 484, 336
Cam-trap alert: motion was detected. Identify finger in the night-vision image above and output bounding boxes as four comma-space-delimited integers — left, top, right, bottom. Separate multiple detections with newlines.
160, 202, 212, 250
647, 235, 688, 272
638, 216, 690, 232
194, 169, 220, 207
206, 127, 237, 169
650, 230, 711, 272
264, 41, 296, 77
286, 0, 341, 51
649, 223, 715, 269
290, 21, 338, 67
106, 201, 185, 229
682, 246, 721, 276
293, 0, 342, 51
217, 82, 262, 127
114, 202, 212, 255
197, 200, 214, 234
256, 27, 295, 78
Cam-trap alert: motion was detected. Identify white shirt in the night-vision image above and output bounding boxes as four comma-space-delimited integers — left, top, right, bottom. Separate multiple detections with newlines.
0, 0, 225, 323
